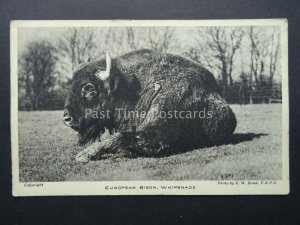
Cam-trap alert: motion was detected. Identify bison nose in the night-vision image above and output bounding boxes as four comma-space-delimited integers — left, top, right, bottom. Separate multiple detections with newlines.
63, 115, 73, 126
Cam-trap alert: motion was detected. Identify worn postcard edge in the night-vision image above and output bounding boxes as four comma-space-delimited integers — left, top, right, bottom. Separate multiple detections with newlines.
10, 19, 289, 196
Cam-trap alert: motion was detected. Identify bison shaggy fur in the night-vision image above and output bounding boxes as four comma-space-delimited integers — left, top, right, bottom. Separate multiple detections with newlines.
63, 49, 237, 162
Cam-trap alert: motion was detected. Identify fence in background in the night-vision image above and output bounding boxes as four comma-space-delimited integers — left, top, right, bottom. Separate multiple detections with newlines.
223, 84, 282, 104
19, 92, 69, 111
18, 85, 282, 111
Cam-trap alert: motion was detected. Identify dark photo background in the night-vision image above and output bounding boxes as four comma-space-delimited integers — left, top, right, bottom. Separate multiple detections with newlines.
1, 0, 300, 224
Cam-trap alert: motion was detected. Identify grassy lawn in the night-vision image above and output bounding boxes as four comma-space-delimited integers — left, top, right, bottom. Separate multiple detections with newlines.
18, 104, 282, 182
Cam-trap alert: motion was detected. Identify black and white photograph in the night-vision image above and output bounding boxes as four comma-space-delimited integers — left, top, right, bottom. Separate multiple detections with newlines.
11, 20, 289, 195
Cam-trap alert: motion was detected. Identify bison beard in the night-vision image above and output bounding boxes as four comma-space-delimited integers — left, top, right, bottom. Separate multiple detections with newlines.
77, 122, 103, 146
63, 49, 237, 162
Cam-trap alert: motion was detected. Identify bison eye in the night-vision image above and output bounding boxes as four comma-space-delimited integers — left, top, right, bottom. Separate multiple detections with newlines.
81, 83, 98, 101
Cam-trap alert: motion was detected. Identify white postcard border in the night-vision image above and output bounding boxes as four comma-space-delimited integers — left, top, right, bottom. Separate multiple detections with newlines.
11, 19, 289, 196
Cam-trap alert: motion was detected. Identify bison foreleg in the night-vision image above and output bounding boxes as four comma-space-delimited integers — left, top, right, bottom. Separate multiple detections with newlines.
75, 133, 122, 163
75, 130, 171, 162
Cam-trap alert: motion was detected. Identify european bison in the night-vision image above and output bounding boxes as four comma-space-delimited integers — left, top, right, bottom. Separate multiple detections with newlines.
63, 49, 236, 162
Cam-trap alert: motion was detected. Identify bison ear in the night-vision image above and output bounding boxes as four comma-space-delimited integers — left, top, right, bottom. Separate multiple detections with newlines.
95, 51, 112, 80
81, 83, 98, 101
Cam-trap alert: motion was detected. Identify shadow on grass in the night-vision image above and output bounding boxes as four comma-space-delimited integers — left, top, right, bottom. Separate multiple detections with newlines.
168, 132, 269, 157
93, 133, 268, 160
218, 133, 268, 146
155, 132, 268, 158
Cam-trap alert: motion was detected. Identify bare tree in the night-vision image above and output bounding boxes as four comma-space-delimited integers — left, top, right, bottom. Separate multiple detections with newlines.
125, 27, 145, 51
146, 27, 175, 52
268, 28, 280, 85
19, 40, 57, 110
187, 27, 244, 93
249, 27, 267, 87
57, 28, 100, 78
249, 27, 280, 87
98, 27, 141, 56
102, 27, 176, 56
102, 27, 126, 55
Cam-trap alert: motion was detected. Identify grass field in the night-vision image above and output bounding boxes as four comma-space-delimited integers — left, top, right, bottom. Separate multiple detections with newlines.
18, 104, 282, 182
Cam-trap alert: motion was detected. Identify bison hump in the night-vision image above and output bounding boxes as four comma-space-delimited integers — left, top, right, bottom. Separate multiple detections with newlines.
115, 49, 220, 95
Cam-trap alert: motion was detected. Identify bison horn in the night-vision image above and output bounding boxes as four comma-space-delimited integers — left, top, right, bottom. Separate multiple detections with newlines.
97, 51, 112, 80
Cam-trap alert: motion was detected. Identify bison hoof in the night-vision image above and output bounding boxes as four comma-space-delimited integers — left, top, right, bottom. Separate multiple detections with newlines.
75, 153, 90, 163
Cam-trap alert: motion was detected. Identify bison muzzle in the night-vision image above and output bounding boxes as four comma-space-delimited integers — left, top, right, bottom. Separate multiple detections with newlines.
63, 49, 236, 162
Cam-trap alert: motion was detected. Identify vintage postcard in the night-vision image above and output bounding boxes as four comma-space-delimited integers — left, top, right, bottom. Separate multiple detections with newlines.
11, 20, 289, 196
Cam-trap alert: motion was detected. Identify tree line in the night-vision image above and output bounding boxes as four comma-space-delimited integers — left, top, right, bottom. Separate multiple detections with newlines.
18, 26, 281, 110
